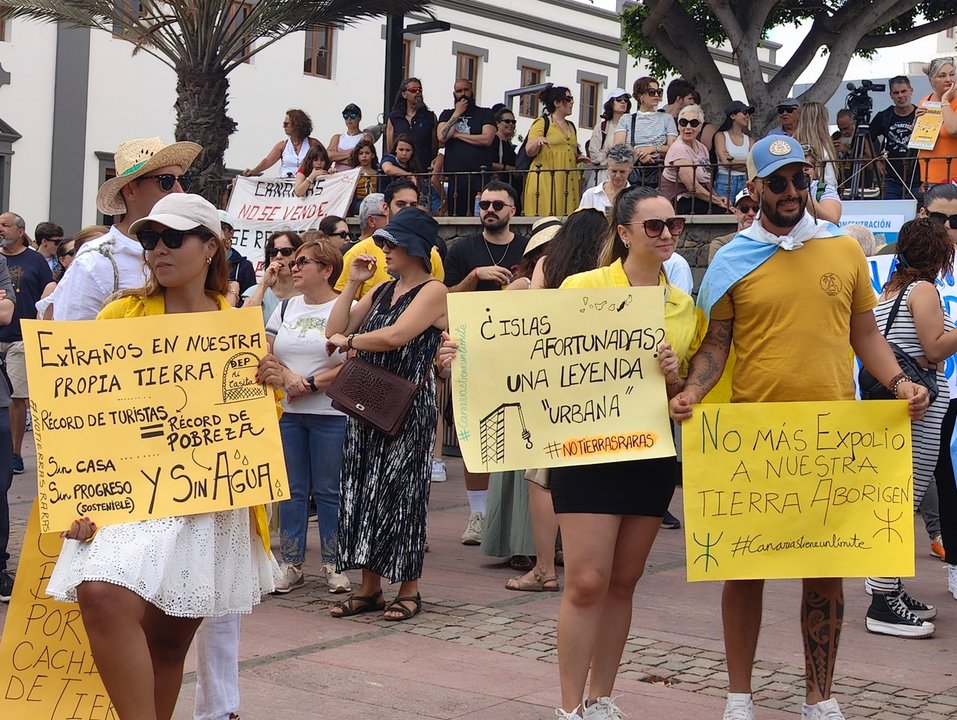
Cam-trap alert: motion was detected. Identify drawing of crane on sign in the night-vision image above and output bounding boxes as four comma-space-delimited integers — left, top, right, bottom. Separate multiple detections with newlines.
479, 403, 534, 467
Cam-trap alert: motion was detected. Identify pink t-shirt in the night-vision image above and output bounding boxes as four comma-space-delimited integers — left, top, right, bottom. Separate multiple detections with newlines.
660, 139, 712, 200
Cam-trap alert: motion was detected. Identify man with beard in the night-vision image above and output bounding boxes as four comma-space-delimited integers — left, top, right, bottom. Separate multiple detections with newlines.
438, 79, 496, 216
0, 212, 54, 475
444, 180, 527, 542
670, 135, 929, 720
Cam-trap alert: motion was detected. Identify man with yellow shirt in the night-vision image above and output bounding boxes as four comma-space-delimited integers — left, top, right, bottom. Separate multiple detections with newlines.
670, 135, 930, 720
336, 179, 444, 299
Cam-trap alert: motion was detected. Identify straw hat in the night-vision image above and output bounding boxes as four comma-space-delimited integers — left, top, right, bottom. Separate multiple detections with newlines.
524, 216, 562, 256
96, 137, 202, 216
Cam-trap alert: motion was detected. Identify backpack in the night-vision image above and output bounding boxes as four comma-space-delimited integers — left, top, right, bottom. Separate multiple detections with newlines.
515, 115, 551, 172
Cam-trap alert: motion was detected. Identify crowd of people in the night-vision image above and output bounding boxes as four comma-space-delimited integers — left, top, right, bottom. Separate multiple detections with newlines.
0, 56, 955, 720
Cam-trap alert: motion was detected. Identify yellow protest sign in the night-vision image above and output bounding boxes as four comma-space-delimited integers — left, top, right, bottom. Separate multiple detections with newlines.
683, 400, 914, 581
447, 287, 675, 472
0, 500, 116, 719
21, 309, 288, 533
908, 102, 943, 150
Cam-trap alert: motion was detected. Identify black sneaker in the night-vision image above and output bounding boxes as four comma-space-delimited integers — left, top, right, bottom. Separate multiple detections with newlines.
898, 588, 937, 620
11, 454, 23, 474
661, 510, 681, 529
0, 570, 13, 602
865, 591, 935, 638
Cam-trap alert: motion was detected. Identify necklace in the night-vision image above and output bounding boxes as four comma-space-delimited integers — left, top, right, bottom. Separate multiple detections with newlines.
484, 235, 513, 266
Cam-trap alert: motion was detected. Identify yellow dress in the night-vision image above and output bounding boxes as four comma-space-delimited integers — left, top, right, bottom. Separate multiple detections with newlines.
523, 116, 580, 216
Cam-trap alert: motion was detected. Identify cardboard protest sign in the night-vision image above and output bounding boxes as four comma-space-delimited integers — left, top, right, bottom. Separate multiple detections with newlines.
683, 400, 914, 581
0, 501, 116, 719
226, 170, 358, 272
908, 102, 943, 150
21, 309, 288, 533
448, 287, 675, 472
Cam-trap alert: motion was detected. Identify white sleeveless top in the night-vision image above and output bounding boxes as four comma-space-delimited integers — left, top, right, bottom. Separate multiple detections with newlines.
280, 138, 309, 178
334, 132, 364, 171
722, 132, 750, 176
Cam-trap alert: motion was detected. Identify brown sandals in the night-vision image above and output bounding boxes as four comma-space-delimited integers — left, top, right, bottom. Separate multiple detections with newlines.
505, 567, 560, 592
383, 593, 422, 621
330, 589, 386, 617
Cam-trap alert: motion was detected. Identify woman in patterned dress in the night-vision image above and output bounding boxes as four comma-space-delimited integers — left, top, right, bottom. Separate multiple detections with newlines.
325, 207, 448, 621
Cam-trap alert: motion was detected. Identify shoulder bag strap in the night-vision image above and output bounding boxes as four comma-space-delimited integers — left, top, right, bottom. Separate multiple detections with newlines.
882, 283, 912, 336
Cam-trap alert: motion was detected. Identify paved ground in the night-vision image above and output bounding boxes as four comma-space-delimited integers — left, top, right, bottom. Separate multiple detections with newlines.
2, 434, 956, 720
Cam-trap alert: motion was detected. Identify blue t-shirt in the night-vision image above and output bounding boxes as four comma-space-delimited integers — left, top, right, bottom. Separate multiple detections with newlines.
0, 248, 53, 341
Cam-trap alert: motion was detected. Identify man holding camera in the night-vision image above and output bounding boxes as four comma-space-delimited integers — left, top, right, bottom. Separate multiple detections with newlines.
870, 76, 921, 199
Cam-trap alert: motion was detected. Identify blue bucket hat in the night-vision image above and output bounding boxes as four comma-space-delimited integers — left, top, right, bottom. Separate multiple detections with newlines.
747, 134, 811, 180
373, 207, 438, 266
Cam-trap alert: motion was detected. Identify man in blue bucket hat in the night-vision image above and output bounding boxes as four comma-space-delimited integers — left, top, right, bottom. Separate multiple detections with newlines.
670, 135, 931, 720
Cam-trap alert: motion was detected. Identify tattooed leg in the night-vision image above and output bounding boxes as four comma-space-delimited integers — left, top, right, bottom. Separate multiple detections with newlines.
801, 578, 844, 704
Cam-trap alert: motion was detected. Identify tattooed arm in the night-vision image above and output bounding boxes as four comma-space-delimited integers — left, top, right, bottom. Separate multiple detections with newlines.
669, 318, 733, 421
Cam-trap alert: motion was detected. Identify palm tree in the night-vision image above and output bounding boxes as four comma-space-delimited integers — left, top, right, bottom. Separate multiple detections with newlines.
0, 0, 432, 200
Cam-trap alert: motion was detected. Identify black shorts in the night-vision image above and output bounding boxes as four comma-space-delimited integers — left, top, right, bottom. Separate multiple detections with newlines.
549, 456, 677, 516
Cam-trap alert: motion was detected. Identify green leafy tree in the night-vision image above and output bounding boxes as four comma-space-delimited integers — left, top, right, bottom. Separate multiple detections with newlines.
621, 0, 957, 134
0, 0, 432, 200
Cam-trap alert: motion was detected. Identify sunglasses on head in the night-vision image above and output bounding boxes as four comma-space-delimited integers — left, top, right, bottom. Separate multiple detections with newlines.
763, 171, 811, 193
289, 256, 324, 271
373, 235, 400, 250
627, 218, 686, 237
266, 246, 296, 259
777, 106, 797, 115
478, 199, 513, 211
342, 112, 359, 120
929, 211, 957, 229
645, 88, 662, 96
678, 118, 701, 128
136, 227, 208, 251
134, 173, 193, 193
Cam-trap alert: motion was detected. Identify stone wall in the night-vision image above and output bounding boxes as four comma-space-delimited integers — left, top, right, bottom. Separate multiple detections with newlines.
349, 216, 739, 294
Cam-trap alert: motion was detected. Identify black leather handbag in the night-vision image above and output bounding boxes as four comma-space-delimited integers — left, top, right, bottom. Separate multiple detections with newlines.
858, 285, 939, 403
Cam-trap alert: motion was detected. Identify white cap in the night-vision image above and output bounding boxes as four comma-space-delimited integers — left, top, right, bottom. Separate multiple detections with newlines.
129, 194, 222, 238
217, 209, 237, 229
733, 188, 752, 206
604, 87, 629, 104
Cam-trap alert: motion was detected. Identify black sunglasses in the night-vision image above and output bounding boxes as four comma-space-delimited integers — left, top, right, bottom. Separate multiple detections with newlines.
929, 211, 957, 229
289, 257, 325, 271
626, 218, 686, 237
777, 106, 798, 115
266, 246, 295, 259
499, 118, 516, 125
328, 230, 351, 239
136, 227, 209, 251
678, 118, 701, 128
478, 200, 513, 211
764, 171, 811, 193
133, 173, 193, 193
373, 235, 400, 250
737, 202, 759, 214
58, 248, 76, 258
645, 88, 662, 96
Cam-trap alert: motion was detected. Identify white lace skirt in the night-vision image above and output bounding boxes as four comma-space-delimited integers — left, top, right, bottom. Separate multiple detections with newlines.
47, 510, 278, 617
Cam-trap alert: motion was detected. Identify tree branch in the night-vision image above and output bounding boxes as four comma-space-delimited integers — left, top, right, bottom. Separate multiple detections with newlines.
641, 0, 676, 36
859, 15, 957, 49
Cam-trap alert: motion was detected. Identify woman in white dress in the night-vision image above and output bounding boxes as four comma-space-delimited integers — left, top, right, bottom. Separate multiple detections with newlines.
48, 193, 276, 720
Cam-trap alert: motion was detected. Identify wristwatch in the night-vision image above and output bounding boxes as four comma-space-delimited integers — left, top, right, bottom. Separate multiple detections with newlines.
306, 375, 319, 393
347, 333, 356, 350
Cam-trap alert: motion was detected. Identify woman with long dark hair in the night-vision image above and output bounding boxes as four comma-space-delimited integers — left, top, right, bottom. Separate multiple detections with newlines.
293, 142, 334, 197
242, 231, 303, 320
862, 217, 955, 638
523, 86, 587, 216
348, 139, 381, 216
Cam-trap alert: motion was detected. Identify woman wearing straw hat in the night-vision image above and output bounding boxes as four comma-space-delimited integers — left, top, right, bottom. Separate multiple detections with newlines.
55, 137, 201, 321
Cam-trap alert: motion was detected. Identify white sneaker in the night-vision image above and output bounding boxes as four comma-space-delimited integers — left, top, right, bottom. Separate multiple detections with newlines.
802, 698, 845, 720
431, 459, 447, 482
948, 564, 957, 600
319, 562, 351, 594
722, 693, 754, 720
555, 706, 584, 720
273, 563, 304, 594
461, 512, 484, 545
583, 696, 624, 720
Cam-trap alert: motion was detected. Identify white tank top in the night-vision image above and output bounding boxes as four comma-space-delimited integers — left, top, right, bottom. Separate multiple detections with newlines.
334, 132, 364, 170
722, 132, 750, 175
280, 138, 309, 178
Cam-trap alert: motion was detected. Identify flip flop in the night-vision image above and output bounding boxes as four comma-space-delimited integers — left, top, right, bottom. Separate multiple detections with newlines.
330, 590, 385, 618
383, 593, 422, 621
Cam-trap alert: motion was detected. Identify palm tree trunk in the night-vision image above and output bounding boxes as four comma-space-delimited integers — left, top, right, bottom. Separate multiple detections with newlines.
174, 65, 237, 207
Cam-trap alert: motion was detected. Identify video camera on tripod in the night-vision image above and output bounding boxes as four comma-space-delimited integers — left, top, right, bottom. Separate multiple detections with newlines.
842, 80, 885, 197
